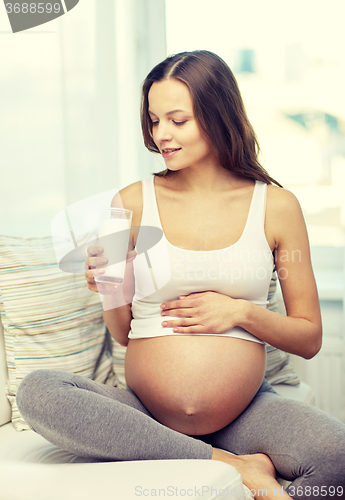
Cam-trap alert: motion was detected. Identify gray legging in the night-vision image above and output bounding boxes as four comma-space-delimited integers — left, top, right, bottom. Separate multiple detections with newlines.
16, 369, 345, 500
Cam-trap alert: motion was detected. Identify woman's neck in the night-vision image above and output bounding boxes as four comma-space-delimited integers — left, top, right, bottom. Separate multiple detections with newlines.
167, 165, 245, 194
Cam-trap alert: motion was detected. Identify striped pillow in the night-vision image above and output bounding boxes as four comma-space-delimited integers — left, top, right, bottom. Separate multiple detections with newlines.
0, 235, 115, 431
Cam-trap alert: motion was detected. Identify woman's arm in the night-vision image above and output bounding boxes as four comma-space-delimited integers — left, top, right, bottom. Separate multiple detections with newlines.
85, 182, 142, 347
86, 243, 135, 347
101, 261, 135, 347
103, 303, 132, 347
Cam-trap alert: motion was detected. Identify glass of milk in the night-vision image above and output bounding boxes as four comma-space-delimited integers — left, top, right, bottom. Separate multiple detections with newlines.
95, 207, 133, 285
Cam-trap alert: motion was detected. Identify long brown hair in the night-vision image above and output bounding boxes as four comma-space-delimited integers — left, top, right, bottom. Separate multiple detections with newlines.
141, 50, 282, 187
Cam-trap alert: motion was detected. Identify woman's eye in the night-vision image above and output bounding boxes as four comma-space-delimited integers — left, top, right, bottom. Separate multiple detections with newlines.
150, 119, 186, 126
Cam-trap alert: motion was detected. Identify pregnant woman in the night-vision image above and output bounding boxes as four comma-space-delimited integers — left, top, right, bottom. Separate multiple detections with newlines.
17, 51, 345, 499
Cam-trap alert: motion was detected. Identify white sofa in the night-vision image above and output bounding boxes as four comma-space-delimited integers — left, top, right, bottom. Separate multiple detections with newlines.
0, 314, 316, 500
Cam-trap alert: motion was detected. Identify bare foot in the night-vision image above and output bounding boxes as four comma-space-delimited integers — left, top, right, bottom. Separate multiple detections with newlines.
212, 448, 291, 499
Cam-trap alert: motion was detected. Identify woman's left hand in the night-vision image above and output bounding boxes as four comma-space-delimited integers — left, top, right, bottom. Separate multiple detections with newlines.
160, 291, 245, 334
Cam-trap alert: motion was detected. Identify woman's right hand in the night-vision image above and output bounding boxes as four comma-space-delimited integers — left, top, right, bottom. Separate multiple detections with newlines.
84, 245, 136, 295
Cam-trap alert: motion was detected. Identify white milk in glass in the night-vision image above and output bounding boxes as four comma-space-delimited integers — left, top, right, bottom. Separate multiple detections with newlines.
96, 214, 132, 284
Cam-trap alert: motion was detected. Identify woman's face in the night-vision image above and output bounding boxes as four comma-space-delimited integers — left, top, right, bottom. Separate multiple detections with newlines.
148, 78, 216, 171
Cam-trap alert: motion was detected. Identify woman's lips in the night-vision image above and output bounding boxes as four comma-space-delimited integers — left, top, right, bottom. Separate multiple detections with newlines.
161, 148, 181, 159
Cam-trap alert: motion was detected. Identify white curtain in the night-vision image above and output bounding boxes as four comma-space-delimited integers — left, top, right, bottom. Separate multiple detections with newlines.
0, 0, 166, 238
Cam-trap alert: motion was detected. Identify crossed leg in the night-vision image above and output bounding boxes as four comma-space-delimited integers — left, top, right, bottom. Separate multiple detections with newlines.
17, 371, 345, 500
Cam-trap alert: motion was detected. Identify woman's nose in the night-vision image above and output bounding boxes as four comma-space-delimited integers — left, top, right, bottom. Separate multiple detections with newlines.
154, 123, 172, 143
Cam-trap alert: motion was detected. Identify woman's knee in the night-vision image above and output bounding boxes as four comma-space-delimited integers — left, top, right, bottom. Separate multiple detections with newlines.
297, 418, 345, 489
315, 431, 345, 487
16, 369, 71, 416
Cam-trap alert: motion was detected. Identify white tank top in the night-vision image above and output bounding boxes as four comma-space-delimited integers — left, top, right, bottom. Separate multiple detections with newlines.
128, 176, 274, 343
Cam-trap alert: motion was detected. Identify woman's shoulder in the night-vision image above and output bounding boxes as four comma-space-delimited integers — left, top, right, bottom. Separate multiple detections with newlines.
266, 184, 302, 216
118, 181, 143, 210
111, 180, 143, 226
265, 184, 306, 244
110, 180, 143, 210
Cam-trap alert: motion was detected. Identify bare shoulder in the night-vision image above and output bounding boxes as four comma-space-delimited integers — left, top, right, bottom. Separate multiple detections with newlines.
266, 184, 303, 219
118, 181, 143, 211
111, 181, 143, 223
265, 184, 307, 248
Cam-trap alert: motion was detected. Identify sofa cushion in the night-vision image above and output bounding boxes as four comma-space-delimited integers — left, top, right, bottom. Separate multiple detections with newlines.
0, 459, 252, 500
0, 422, 103, 463
0, 235, 115, 431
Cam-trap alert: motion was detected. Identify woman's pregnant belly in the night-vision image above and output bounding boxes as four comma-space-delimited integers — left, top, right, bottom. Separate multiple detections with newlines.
125, 336, 266, 435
